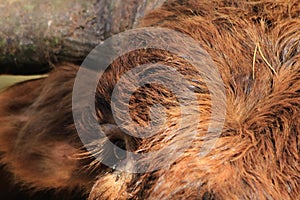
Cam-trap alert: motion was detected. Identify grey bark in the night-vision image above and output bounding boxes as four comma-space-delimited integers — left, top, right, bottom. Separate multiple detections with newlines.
0, 0, 165, 74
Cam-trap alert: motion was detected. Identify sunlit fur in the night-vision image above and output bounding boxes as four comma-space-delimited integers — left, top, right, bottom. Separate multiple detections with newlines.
0, 0, 299, 199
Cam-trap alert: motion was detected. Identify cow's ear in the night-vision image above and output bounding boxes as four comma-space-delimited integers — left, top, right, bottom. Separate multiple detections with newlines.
0, 63, 92, 191
0, 78, 45, 154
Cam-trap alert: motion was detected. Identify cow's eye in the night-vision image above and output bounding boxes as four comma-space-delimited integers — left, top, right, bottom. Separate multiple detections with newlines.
113, 139, 127, 160
99, 124, 129, 169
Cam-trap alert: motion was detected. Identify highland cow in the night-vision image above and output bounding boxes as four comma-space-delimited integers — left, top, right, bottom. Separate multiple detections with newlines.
0, 0, 299, 199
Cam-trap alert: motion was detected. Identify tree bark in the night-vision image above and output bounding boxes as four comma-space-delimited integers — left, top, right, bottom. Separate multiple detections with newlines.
0, 0, 165, 74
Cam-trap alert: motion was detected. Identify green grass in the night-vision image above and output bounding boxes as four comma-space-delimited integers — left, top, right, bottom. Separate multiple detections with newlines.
0, 74, 48, 92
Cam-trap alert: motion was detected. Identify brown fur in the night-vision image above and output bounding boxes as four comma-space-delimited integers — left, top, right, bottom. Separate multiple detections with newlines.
0, 0, 299, 199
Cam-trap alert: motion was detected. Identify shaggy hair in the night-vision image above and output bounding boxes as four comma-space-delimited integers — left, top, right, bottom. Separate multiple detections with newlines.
0, 0, 299, 199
